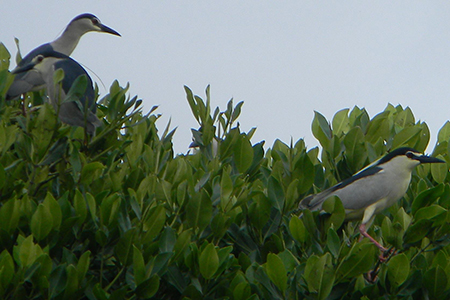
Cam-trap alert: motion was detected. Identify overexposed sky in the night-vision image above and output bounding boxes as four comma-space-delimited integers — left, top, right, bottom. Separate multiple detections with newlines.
2, 2, 450, 153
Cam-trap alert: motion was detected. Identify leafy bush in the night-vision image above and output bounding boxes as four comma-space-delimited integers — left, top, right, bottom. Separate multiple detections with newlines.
1, 43, 450, 299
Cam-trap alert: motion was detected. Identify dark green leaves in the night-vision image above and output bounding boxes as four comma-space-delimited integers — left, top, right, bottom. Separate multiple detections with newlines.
387, 253, 410, 287
265, 253, 287, 294
304, 253, 335, 300
2, 48, 450, 299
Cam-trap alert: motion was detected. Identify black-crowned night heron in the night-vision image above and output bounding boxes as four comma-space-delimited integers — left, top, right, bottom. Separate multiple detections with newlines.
12, 50, 101, 135
7, 13, 120, 99
299, 147, 445, 251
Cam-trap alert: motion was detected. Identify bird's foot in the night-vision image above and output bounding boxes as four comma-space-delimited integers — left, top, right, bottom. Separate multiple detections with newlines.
364, 269, 378, 283
378, 247, 397, 262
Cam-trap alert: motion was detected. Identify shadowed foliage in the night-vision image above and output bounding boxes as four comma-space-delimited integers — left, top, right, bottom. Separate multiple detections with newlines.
1, 43, 450, 299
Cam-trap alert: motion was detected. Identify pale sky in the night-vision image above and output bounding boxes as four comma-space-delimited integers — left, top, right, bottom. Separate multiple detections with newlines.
3, 2, 450, 154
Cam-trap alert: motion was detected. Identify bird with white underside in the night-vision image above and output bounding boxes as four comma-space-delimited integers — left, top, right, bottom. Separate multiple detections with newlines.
12, 50, 101, 136
298, 147, 445, 252
7, 13, 120, 100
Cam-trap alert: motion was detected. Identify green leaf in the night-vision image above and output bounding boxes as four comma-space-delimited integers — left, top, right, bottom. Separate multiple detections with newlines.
278, 249, 299, 273
414, 205, 447, 222
199, 243, 219, 279
233, 134, 254, 173
64, 264, 79, 299
115, 229, 136, 266
289, 216, 307, 243
77, 251, 91, 283
0, 164, 5, 190
39, 137, 68, 166
312, 111, 332, 148
53, 68, 65, 85
136, 275, 160, 298
438, 121, 450, 143
172, 229, 192, 262
404, 219, 433, 244
431, 155, 448, 183
186, 190, 212, 232
80, 162, 105, 185
233, 281, 251, 300
268, 176, 284, 212
31, 204, 53, 241
49, 265, 67, 299
231, 101, 244, 123
100, 193, 122, 227
392, 126, 422, 149
343, 127, 367, 172
285, 179, 300, 212
0, 251, 14, 289
294, 152, 315, 194
43, 193, 62, 230
17, 235, 42, 267
411, 184, 444, 215
220, 167, 233, 211
336, 241, 376, 280
332, 108, 350, 136
265, 253, 287, 293
64, 74, 88, 104
0, 198, 20, 234
74, 190, 87, 226
322, 196, 346, 229
365, 111, 391, 144
143, 206, 166, 243
387, 253, 410, 287
86, 193, 97, 223
327, 227, 341, 258
133, 245, 146, 285
303, 253, 335, 300
0, 42, 11, 69
424, 266, 448, 298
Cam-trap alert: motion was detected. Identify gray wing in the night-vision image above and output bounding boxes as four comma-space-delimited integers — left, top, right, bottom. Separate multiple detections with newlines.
7, 43, 53, 99
300, 166, 387, 211
52, 58, 100, 135
332, 172, 391, 210
58, 101, 101, 135
7, 70, 46, 99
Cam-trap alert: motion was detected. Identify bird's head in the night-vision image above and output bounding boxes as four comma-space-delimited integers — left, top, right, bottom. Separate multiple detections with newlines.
375, 147, 445, 171
12, 51, 69, 74
67, 13, 121, 36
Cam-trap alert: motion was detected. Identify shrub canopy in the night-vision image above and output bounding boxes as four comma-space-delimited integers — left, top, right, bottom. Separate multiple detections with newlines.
1, 43, 450, 299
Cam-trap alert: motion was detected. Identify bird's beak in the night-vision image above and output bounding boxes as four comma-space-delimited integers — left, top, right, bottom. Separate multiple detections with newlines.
12, 62, 36, 74
98, 23, 121, 36
417, 155, 445, 164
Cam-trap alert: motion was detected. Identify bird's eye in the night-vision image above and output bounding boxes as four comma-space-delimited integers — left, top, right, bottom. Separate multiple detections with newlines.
37, 55, 44, 62
92, 18, 99, 25
406, 152, 414, 158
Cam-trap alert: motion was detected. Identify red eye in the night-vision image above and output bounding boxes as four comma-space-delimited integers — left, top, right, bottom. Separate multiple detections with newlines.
406, 152, 414, 158
92, 18, 99, 25
37, 55, 44, 62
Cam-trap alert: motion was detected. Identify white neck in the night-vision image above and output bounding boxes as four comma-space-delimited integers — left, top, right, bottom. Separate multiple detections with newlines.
50, 19, 94, 55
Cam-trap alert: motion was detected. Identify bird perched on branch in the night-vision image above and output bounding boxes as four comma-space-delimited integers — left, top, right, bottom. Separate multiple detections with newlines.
12, 50, 101, 136
7, 13, 120, 99
299, 147, 445, 252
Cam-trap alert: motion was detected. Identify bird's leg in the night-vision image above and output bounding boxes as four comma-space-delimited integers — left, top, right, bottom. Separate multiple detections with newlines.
359, 223, 396, 261
359, 223, 387, 252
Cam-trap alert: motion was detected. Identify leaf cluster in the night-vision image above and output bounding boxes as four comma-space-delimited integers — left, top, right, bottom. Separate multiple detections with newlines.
1, 43, 450, 299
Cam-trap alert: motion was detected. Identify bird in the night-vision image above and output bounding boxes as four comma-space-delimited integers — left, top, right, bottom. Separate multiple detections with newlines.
7, 13, 120, 100
12, 50, 101, 136
298, 147, 445, 252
